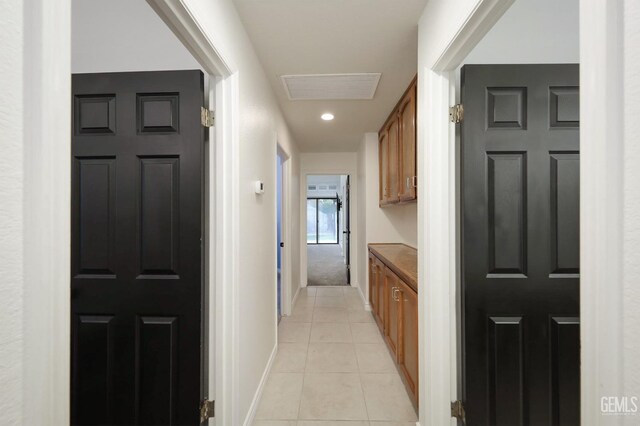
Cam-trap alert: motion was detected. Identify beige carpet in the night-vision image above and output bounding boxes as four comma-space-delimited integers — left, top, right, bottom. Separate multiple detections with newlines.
307, 244, 348, 286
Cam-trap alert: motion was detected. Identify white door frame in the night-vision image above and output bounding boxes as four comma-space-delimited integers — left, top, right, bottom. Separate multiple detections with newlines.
418, 0, 624, 425
300, 171, 358, 290
148, 2, 241, 424
24, 0, 242, 424
277, 145, 293, 316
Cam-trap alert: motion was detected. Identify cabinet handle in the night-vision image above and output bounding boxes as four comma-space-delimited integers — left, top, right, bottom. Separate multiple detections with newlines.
392, 287, 400, 302
412, 176, 417, 188
406, 177, 410, 189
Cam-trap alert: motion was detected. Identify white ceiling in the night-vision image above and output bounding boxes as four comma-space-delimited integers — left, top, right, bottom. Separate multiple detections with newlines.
233, 0, 428, 152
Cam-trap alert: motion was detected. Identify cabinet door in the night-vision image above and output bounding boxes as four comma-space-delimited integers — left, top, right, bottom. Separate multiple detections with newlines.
376, 258, 388, 332
378, 130, 389, 205
384, 267, 400, 357
387, 118, 400, 203
368, 253, 376, 312
369, 253, 385, 329
398, 279, 419, 401
398, 82, 417, 202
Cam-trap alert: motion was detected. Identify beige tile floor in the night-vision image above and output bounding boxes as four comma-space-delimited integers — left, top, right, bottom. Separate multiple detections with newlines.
253, 286, 417, 426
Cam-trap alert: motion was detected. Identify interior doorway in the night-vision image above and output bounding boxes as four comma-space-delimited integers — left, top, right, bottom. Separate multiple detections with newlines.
276, 151, 284, 320
306, 174, 350, 286
452, 1, 580, 423
70, 1, 214, 424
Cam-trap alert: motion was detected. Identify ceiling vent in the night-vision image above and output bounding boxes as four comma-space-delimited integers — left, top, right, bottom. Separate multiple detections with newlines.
281, 73, 381, 100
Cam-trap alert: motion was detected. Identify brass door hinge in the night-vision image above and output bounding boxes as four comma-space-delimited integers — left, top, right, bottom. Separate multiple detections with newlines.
201, 107, 215, 127
451, 400, 466, 424
449, 104, 464, 123
200, 399, 215, 423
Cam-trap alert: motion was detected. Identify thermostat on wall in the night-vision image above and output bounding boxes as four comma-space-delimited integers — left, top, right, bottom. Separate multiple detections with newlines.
254, 181, 265, 194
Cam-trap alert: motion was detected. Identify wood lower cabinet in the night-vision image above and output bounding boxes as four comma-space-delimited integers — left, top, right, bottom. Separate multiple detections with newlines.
398, 279, 419, 399
384, 267, 400, 355
368, 253, 384, 329
368, 244, 418, 409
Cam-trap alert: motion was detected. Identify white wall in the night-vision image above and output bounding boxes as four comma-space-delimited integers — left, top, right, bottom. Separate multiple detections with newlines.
72, 0, 201, 73
623, 0, 640, 408
177, 1, 301, 423
72, 0, 301, 424
1, 0, 71, 425
417, 1, 640, 426
463, 0, 579, 64
355, 133, 418, 301
289, 152, 302, 308
417, 1, 509, 425
300, 153, 359, 289
0, 1, 24, 424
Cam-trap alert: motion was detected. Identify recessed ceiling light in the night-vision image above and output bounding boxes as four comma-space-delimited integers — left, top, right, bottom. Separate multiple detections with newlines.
321, 113, 334, 121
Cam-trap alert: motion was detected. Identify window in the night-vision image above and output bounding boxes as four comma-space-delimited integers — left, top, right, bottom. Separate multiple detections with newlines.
307, 198, 339, 244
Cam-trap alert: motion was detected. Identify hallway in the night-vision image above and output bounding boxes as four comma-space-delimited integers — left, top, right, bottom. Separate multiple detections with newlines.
254, 286, 417, 425
307, 245, 348, 286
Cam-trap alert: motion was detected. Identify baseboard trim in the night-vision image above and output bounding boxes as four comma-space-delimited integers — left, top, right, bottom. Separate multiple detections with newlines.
242, 343, 278, 426
291, 285, 302, 309
354, 283, 372, 311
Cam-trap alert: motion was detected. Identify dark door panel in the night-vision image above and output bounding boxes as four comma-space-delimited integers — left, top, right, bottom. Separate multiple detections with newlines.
345, 175, 351, 283
461, 64, 580, 426
71, 70, 204, 426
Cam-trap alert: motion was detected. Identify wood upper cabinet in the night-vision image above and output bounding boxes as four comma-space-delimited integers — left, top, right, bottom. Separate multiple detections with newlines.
379, 76, 417, 206
387, 118, 400, 204
378, 130, 389, 205
398, 80, 417, 201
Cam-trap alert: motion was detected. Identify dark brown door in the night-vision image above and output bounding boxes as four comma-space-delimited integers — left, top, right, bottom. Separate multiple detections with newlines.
71, 70, 205, 426
461, 64, 580, 425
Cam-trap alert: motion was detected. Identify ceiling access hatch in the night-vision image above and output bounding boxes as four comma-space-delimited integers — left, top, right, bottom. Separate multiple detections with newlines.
281, 73, 381, 100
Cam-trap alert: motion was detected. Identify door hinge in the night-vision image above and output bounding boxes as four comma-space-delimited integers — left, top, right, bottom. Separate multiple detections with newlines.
451, 400, 466, 424
201, 107, 215, 127
449, 104, 464, 123
200, 399, 215, 423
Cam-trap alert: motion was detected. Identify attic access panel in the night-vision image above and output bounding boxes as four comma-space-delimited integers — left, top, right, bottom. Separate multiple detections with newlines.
281, 73, 381, 100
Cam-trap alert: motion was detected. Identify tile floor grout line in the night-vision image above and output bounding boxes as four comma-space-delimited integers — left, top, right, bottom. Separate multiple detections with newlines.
350, 315, 372, 423
295, 291, 311, 422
